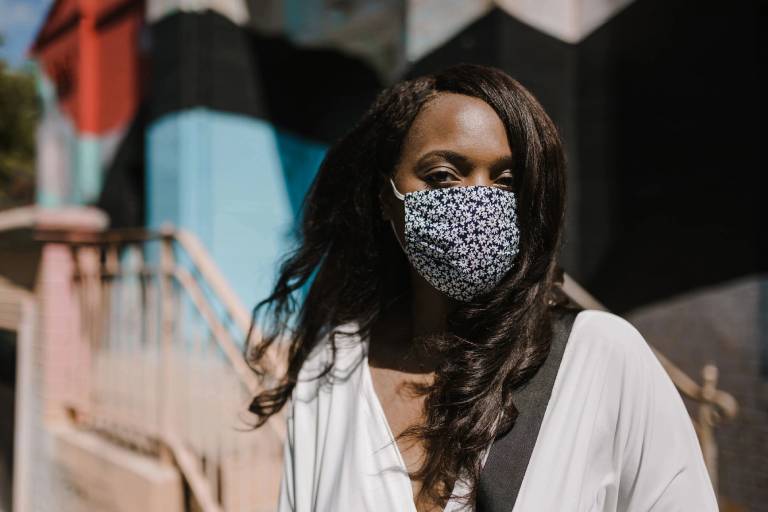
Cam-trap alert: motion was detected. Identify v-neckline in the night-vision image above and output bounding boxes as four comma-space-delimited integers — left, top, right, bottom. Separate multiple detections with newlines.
362, 353, 410, 464
363, 350, 464, 512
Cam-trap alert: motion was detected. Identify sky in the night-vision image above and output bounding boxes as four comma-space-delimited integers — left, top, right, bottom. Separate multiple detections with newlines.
0, 0, 49, 69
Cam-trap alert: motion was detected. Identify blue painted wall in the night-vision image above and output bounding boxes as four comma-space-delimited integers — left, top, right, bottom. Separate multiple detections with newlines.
147, 107, 326, 317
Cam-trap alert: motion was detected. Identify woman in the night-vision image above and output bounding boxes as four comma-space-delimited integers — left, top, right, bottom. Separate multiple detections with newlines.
245, 63, 718, 511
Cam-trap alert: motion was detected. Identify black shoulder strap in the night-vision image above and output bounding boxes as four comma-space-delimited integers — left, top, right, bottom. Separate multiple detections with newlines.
476, 307, 581, 512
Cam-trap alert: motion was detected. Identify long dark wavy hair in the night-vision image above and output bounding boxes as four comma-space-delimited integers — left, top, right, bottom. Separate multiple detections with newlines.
244, 62, 572, 507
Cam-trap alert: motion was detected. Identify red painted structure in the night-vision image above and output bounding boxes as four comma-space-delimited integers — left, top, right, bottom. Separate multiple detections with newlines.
28, 0, 147, 136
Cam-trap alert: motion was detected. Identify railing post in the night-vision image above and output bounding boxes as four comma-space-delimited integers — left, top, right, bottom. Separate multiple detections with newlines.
158, 234, 176, 464
698, 364, 719, 497
70, 243, 98, 419
69, 244, 88, 414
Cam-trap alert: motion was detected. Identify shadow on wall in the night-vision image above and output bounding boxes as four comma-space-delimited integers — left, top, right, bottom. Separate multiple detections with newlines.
405, 0, 765, 314
626, 274, 768, 512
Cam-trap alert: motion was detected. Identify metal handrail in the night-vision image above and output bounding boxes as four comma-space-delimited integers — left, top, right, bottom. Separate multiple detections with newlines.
34, 225, 286, 384
37, 230, 741, 417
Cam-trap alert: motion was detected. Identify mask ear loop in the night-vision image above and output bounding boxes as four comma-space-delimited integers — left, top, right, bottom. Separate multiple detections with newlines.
390, 178, 405, 201
388, 178, 407, 253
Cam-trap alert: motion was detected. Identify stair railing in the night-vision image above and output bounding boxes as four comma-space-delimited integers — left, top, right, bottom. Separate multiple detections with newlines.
31, 224, 738, 510
36, 226, 286, 512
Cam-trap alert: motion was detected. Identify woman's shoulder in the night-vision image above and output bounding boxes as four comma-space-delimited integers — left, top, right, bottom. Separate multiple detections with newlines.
563, 312, 717, 509
567, 308, 657, 368
564, 308, 688, 429
292, 321, 366, 403
569, 308, 644, 343
561, 308, 676, 409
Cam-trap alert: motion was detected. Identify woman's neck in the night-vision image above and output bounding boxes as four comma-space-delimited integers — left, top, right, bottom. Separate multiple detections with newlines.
369, 268, 458, 374
409, 266, 455, 339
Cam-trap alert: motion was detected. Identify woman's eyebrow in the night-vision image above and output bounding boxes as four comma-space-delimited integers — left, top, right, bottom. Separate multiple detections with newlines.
416, 150, 514, 172
492, 155, 515, 172
416, 150, 472, 170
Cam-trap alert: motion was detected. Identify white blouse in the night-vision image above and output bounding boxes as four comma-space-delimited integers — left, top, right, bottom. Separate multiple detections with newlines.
276, 309, 719, 512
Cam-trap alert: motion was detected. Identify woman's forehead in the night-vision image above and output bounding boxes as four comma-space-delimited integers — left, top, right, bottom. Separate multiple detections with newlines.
403, 92, 512, 161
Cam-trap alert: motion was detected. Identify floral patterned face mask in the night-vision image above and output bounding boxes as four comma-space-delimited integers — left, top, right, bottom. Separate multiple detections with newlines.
389, 178, 521, 302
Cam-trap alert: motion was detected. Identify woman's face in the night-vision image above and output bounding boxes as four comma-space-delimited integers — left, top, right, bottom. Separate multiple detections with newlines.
380, 92, 515, 247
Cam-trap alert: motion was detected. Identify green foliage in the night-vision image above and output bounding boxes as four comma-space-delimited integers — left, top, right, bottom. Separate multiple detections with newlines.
0, 33, 40, 210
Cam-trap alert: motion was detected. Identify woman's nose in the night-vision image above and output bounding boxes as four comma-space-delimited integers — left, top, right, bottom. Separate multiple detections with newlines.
463, 171, 494, 187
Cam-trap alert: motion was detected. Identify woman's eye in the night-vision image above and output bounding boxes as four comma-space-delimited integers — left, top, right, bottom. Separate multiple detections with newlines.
495, 173, 516, 189
424, 169, 457, 185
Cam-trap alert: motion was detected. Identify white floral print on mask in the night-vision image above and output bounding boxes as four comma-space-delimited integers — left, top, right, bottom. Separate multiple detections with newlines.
389, 178, 520, 301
